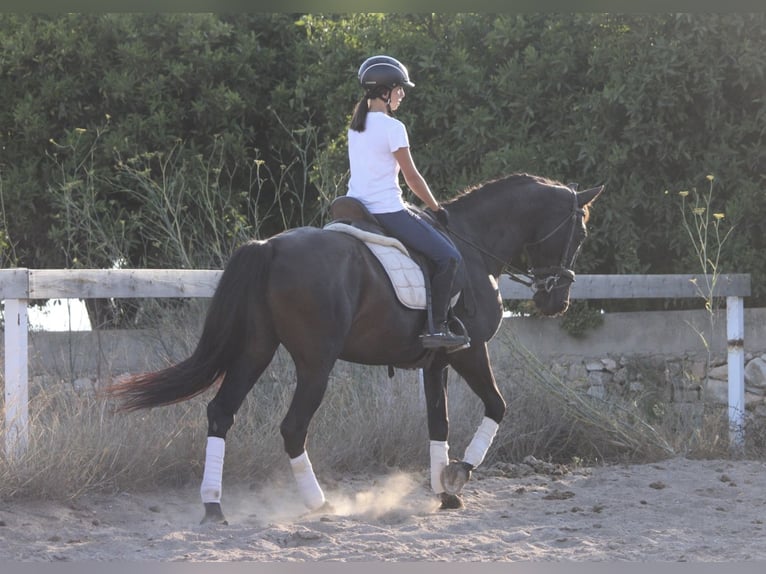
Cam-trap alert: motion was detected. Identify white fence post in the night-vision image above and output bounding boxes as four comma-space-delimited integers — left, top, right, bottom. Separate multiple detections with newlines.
726, 295, 745, 449
4, 297, 29, 459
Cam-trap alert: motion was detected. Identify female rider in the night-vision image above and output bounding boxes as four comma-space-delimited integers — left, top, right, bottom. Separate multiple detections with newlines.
346, 55, 468, 349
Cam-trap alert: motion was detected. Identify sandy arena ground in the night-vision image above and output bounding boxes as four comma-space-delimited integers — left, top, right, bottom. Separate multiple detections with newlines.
1, 456, 765, 562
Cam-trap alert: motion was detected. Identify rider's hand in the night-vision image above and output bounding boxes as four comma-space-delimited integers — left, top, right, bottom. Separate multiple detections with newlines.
434, 207, 450, 228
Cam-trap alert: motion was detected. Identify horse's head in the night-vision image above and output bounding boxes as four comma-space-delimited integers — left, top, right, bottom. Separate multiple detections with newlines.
524, 184, 604, 316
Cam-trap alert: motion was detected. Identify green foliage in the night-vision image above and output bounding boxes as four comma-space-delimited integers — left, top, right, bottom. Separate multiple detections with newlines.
1, 13, 316, 271
312, 14, 766, 307
559, 301, 605, 339
1, 13, 765, 321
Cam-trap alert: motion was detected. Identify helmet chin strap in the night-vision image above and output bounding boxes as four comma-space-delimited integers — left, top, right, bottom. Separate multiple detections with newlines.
380, 91, 393, 115
366, 87, 394, 115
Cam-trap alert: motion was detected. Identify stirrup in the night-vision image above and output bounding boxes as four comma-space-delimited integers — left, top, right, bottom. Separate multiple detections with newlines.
420, 323, 470, 350
446, 315, 471, 353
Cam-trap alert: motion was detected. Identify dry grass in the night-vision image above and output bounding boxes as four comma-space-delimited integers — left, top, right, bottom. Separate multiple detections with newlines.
2, 316, 763, 502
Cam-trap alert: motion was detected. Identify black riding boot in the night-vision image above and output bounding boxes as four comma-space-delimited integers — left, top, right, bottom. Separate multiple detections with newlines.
421, 258, 470, 350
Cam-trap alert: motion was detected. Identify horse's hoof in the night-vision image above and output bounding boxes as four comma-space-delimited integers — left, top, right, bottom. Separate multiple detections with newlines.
442, 460, 473, 494
439, 492, 464, 510
201, 502, 228, 525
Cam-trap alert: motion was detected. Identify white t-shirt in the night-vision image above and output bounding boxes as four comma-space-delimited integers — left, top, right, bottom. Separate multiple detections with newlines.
347, 111, 410, 214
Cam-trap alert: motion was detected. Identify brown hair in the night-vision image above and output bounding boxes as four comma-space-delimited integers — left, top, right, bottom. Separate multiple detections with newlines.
349, 96, 369, 132
349, 86, 390, 132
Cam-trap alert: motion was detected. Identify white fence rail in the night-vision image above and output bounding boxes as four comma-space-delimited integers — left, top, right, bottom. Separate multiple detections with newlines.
1, 269, 751, 458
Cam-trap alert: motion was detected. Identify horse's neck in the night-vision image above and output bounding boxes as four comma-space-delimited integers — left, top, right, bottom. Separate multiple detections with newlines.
451, 192, 530, 276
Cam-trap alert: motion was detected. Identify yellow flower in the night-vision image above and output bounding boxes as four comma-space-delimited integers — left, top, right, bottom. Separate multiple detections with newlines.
693, 207, 706, 215
706, 174, 715, 181
679, 190, 689, 197
74, 127, 87, 134
713, 213, 725, 220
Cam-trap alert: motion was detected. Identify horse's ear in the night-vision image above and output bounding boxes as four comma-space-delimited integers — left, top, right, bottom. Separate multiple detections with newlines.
577, 185, 604, 208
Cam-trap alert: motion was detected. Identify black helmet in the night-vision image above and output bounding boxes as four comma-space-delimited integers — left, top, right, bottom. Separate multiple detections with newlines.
358, 55, 415, 90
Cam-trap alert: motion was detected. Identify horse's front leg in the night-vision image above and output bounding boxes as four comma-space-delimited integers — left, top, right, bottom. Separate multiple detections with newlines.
441, 417, 499, 494
442, 342, 506, 498
421, 360, 464, 509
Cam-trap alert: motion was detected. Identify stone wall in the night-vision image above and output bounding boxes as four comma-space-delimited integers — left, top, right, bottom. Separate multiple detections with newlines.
556, 351, 766, 421
487, 308, 766, 421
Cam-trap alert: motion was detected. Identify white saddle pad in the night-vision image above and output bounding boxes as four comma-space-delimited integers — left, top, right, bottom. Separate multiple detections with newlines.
324, 222, 426, 309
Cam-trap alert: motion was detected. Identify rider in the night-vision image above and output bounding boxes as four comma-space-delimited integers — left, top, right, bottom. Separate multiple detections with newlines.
346, 54, 468, 350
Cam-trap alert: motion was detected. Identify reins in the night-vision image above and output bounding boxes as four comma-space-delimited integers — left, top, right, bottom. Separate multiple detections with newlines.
447, 228, 536, 287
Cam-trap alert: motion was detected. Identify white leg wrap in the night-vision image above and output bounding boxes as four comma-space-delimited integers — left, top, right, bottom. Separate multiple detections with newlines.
290, 451, 326, 510
200, 436, 225, 504
463, 416, 499, 468
429, 440, 450, 494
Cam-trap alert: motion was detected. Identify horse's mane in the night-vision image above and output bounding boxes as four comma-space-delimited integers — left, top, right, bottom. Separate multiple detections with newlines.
447, 173, 562, 201
445, 173, 590, 222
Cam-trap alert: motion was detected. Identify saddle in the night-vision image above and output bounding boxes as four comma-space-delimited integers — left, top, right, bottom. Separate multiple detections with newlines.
328, 196, 385, 234
325, 196, 472, 365
325, 197, 430, 310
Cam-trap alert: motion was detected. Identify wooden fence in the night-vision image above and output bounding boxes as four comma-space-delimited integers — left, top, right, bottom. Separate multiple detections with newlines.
1, 269, 752, 458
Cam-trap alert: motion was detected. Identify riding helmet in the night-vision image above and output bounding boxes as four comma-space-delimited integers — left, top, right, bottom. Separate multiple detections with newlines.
358, 55, 415, 90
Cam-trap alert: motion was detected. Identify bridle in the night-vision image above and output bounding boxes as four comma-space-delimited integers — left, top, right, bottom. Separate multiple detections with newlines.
524, 191, 585, 293
446, 191, 585, 295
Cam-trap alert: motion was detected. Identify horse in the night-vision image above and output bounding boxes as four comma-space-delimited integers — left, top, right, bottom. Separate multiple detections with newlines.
105, 173, 603, 523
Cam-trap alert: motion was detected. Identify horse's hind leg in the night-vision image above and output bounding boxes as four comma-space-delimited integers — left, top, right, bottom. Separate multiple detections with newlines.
422, 357, 473, 510
200, 339, 278, 524
279, 359, 335, 511
421, 359, 453, 507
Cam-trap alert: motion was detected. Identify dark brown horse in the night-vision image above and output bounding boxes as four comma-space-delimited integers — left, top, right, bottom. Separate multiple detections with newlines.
106, 173, 603, 523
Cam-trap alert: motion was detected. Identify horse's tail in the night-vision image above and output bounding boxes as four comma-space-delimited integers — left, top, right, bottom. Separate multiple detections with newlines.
105, 239, 273, 411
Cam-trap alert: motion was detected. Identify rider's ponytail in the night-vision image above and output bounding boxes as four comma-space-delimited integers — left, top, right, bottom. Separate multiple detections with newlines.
350, 86, 391, 132
349, 95, 369, 132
